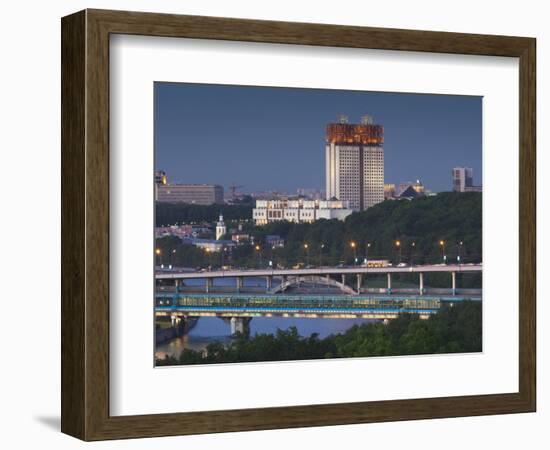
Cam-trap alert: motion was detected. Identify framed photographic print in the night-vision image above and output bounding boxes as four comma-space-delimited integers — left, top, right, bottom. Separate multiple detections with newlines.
61, 9, 536, 441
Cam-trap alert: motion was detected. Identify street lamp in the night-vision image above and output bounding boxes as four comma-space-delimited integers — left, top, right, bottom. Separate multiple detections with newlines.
304, 243, 310, 266
255, 245, 262, 268
439, 240, 446, 264
457, 241, 464, 264
365, 242, 371, 265
395, 240, 401, 264
410, 242, 416, 266
271, 245, 276, 269
155, 248, 162, 268
220, 245, 226, 269
350, 241, 357, 265
170, 248, 176, 269
319, 243, 325, 267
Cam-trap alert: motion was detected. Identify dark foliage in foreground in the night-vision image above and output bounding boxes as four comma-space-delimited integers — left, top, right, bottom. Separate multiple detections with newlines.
156, 301, 481, 366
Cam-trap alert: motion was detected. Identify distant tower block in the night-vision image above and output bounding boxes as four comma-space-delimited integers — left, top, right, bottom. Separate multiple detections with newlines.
216, 213, 226, 240
338, 114, 349, 124
325, 115, 385, 211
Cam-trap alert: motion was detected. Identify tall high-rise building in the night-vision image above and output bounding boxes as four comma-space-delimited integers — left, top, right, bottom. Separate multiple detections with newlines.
452, 167, 474, 192
325, 115, 384, 211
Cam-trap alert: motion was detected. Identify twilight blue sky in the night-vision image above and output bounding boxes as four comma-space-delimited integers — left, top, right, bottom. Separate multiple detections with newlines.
154, 82, 482, 194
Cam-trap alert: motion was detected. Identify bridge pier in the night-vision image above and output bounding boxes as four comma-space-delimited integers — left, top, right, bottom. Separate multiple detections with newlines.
452, 271, 456, 295
281, 275, 287, 292
387, 273, 392, 294
229, 317, 251, 337
266, 275, 273, 291
341, 274, 346, 286
356, 274, 362, 294
156, 314, 192, 345
236, 276, 243, 293
171, 314, 178, 327
171, 314, 191, 330
171, 293, 179, 308
205, 278, 213, 293
419, 272, 424, 295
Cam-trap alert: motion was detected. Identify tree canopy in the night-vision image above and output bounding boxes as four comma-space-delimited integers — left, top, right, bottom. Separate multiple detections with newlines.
156, 192, 482, 271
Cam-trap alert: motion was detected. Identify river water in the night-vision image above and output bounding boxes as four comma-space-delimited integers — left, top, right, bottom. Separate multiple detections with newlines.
155, 276, 375, 359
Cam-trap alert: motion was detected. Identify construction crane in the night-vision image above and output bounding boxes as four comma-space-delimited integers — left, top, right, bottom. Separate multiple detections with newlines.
228, 184, 244, 201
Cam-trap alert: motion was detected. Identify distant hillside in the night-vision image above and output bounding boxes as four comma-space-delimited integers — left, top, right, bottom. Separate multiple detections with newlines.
155, 192, 482, 274
156, 202, 253, 226
344, 192, 482, 264
252, 192, 481, 265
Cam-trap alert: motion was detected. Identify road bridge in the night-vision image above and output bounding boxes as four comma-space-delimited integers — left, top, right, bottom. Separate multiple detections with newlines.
156, 264, 482, 296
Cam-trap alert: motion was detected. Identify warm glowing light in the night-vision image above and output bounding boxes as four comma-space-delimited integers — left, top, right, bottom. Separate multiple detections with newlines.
326, 123, 384, 145
304, 243, 309, 249
155, 248, 161, 255
395, 240, 401, 247
350, 242, 356, 248
439, 240, 445, 246
255, 245, 260, 251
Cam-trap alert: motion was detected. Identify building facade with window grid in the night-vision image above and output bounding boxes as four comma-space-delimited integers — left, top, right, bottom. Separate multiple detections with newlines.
325, 115, 385, 211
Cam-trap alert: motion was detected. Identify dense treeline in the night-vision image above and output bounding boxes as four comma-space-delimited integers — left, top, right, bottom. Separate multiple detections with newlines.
156, 301, 482, 366
248, 192, 481, 265
156, 202, 253, 226
156, 193, 482, 277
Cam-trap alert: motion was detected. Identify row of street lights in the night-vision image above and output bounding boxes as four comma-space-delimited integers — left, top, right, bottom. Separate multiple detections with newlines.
157, 239, 466, 269
155, 247, 177, 268
392, 239, 462, 265
251, 239, 461, 268
306, 239, 464, 266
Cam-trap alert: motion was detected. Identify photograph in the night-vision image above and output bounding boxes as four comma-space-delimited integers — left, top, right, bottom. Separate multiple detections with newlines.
153, 82, 483, 366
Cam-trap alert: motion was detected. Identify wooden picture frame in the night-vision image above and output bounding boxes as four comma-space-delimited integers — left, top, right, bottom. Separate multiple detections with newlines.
61, 9, 536, 441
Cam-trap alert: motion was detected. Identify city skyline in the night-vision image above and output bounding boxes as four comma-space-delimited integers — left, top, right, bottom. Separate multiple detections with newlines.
155, 82, 482, 194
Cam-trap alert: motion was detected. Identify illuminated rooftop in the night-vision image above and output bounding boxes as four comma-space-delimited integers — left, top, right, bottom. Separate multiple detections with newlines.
326, 115, 384, 146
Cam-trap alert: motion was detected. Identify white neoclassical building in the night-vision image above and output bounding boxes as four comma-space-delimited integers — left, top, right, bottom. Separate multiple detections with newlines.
252, 198, 352, 225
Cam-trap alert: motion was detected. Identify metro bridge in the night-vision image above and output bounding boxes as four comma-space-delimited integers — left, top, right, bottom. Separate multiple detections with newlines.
155, 291, 482, 335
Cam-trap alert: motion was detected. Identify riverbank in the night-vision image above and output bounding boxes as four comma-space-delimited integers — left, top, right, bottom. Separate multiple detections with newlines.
156, 301, 482, 366
155, 316, 374, 359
